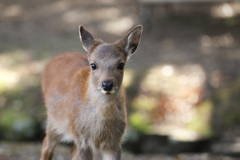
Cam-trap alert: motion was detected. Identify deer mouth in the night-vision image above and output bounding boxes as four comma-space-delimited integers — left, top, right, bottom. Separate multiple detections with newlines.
98, 87, 118, 95
101, 89, 116, 95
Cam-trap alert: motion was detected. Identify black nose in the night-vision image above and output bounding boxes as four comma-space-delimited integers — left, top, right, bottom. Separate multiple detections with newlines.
102, 81, 113, 91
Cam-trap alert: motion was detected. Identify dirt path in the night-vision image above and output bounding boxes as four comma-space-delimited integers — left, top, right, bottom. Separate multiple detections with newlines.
0, 143, 239, 160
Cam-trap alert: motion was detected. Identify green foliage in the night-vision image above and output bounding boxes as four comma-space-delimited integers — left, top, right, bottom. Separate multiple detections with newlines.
0, 85, 46, 140
130, 112, 151, 133
0, 50, 46, 140
0, 109, 36, 140
187, 101, 213, 137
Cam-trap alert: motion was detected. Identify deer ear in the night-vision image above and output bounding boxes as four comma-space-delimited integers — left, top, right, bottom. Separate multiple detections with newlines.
79, 25, 95, 52
119, 25, 143, 58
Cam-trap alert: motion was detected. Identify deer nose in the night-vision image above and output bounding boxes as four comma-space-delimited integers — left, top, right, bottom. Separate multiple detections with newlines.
102, 81, 113, 91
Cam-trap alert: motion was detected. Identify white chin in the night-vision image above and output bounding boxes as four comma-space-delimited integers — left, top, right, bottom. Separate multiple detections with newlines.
101, 90, 115, 95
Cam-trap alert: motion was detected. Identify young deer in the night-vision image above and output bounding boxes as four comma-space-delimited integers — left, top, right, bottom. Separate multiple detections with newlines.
40, 25, 143, 160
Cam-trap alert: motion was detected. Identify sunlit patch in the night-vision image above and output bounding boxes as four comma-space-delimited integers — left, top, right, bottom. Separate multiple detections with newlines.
132, 95, 157, 111
93, 8, 120, 20
222, 3, 234, 17
211, 2, 239, 18
2, 5, 23, 18
169, 127, 200, 142
200, 33, 234, 50
161, 65, 174, 77
0, 68, 20, 91
189, 73, 201, 88
123, 69, 135, 88
130, 64, 212, 141
101, 16, 134, 35
178, 75, 189, 86
187, 93, 198, 104
0, 50, 46, 93
181, 112, 193, 124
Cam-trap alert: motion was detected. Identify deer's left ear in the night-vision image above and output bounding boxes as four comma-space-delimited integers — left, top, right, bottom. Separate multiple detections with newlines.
118, 25, 143, 59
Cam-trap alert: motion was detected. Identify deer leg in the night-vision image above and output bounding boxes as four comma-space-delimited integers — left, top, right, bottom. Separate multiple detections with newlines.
102, 147, 121, 160
40, 127, 59, 160
70, 143, 80, 160
72, 140, 93, 160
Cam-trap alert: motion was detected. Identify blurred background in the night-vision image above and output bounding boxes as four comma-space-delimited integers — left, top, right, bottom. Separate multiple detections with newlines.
0, 0, 240, 159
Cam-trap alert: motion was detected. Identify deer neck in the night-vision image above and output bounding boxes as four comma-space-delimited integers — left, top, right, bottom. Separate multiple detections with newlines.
87, 77, 122, 118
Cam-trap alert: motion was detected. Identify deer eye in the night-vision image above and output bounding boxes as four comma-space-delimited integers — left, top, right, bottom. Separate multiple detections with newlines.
90, 63, 97, 70
118, 63, 125, 70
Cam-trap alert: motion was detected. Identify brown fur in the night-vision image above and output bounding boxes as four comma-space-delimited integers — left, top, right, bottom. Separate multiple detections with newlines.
40, 25, 142, 160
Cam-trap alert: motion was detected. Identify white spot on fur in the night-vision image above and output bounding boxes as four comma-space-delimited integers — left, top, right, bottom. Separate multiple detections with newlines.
110, 90, 115, 94
102, 151, 115, 160
61, 134, 74, 142
101, 90, 107, 94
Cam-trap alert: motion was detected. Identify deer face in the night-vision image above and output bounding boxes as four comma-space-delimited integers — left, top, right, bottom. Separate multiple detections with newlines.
79, 25, 142, 95
88, 44, 126, 94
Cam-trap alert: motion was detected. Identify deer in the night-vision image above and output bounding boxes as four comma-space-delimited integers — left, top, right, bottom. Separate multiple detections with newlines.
40, 25, 143, 160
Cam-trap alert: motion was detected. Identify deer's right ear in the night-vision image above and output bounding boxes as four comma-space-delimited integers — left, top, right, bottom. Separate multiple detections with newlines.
79, 25, 95, 52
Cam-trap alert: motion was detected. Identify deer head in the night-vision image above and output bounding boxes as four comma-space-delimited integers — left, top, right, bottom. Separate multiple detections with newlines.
79, 25, 143, 95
